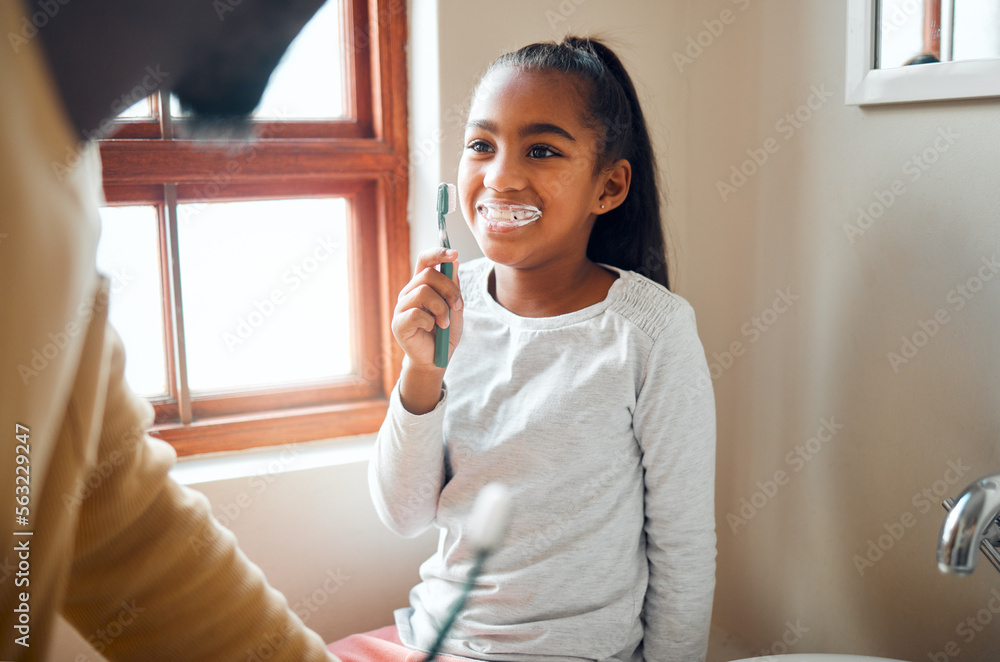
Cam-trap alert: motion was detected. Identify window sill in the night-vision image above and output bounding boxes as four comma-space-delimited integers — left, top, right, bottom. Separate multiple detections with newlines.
169, 433, 375, 486
150, 398, 388, 457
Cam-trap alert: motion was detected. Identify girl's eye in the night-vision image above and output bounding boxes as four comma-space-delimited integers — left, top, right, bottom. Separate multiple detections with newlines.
528, 145, 558, 159
466, 140, 493, 154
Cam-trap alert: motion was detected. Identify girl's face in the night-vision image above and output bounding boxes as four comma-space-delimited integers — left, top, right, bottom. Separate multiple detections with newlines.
459, 67, 612, 270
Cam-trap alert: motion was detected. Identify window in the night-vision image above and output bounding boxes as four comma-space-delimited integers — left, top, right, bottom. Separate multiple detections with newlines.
97, 0, 409, 456
877, 0, 1000, 68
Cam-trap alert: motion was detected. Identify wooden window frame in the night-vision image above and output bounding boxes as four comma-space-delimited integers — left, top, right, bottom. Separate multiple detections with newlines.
98, 0, 409, 456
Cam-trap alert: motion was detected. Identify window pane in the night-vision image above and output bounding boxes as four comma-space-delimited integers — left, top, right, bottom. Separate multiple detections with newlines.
117, 97, 154, 119
96, 205, 169, 397
954, 0, 1000, 62
253, 0, 345, 119
878, 0, 926, 68
169, 1, 346, 120
177, 199, 351, 394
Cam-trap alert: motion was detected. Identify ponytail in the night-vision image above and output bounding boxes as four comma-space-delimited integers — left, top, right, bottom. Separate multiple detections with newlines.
481, 36, 669, 289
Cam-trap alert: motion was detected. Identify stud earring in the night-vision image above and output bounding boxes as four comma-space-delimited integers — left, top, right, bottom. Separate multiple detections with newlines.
600, 204, 605, 209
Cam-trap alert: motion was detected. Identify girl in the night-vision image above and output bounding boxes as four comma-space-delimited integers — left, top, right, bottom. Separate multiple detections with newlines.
334, 36, 716, 662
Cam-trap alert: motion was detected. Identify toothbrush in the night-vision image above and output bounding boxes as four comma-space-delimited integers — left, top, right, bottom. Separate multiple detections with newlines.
423, 483, 511, 662
434, 183, 458, 369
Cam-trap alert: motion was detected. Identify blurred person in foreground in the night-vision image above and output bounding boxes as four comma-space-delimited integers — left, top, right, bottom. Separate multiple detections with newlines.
0, 1, 341, 659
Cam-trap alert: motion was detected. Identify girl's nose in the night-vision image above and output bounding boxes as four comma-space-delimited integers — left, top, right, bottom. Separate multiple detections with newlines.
482, 150, 527, 192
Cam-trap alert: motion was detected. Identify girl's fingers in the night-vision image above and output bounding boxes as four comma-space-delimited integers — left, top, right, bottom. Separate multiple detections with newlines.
413, 247, 458, 274
392, 307, 437, 338
396, 283, 452, 329
391, 246, 463, 365
398, 249, 463, 313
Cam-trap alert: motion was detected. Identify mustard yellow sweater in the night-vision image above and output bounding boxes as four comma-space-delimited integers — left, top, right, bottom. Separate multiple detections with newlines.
0, 4, 336, 660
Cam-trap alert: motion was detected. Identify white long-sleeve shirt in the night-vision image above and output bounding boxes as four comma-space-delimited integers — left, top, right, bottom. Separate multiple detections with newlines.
370, 258, 716, 662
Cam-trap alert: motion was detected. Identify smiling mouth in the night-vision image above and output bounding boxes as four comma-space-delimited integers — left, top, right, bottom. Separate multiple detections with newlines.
476, 202, 541, 231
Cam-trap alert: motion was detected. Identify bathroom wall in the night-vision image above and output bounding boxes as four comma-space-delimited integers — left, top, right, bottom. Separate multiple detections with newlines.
682, 1, 1000, 659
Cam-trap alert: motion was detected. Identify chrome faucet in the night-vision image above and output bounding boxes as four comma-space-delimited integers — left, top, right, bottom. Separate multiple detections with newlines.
938, 474, 1000, 575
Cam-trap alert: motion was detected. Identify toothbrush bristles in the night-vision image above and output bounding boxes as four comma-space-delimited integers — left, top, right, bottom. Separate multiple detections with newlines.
437, 183, 455, 250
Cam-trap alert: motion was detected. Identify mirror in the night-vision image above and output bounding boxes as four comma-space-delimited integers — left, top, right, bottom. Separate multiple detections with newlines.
846, 0, 1000, 104
879, 0, 1000, 68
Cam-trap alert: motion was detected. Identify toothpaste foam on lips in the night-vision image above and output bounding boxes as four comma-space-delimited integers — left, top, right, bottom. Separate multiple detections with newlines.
477, 202, 542, 229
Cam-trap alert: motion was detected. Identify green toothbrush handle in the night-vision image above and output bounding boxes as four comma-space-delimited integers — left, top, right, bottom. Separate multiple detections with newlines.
434, 261, 454, 368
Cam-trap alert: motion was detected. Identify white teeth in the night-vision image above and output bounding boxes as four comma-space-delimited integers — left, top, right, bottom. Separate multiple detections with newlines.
478, 202, 542, 226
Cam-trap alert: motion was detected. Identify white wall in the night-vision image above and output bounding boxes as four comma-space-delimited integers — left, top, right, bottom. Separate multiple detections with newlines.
683, 1, 1000, 659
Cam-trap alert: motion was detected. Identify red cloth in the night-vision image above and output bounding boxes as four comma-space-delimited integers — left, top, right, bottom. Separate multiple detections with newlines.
327, 625, 467, 662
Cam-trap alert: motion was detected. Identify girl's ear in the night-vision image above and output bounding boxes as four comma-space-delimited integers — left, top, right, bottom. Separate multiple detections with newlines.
595, 159, 631, 215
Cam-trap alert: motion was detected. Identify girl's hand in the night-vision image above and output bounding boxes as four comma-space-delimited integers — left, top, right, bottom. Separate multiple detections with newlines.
392, 247, 464, 374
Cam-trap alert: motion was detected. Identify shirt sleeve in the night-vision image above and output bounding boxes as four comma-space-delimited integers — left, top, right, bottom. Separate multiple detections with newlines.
62, 327, 336, 662
632, 303, 717, 662
368, 381, 448, 538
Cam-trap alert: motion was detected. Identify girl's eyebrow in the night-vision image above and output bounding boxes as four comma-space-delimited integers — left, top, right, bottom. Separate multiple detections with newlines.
465, 119, 577, 142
